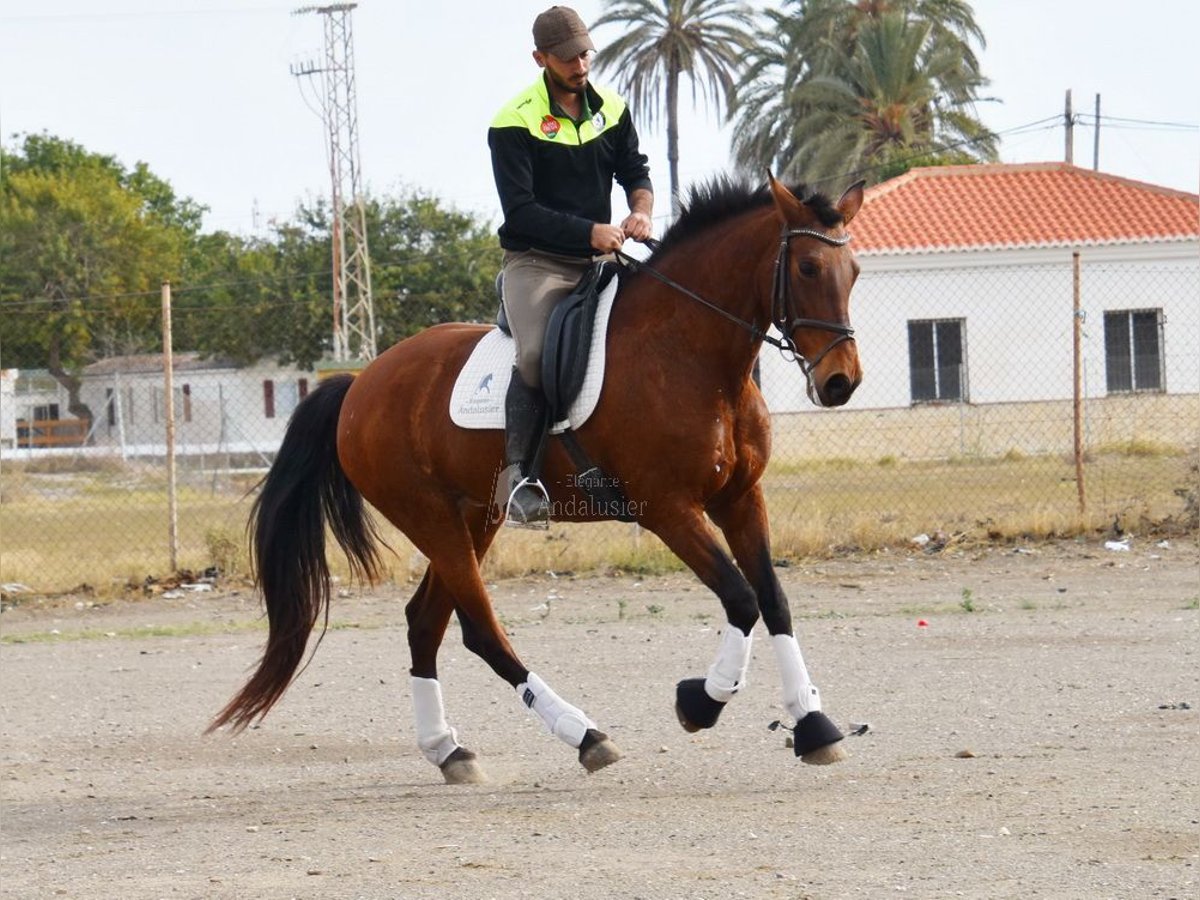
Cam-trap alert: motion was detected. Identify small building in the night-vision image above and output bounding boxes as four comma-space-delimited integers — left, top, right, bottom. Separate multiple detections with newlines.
0, 354, 317, 460
758, 162, 1199, 459
75, 353, 316, 459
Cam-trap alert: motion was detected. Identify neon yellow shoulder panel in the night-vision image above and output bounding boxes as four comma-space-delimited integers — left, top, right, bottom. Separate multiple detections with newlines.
490, 79, 628, 145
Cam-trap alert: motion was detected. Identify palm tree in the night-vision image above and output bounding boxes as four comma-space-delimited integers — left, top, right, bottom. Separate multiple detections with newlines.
591, 0, 757, 219
732, 0, 996, 186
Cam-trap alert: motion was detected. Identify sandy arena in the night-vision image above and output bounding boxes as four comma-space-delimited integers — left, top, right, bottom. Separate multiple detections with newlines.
2, 538, 1197, 899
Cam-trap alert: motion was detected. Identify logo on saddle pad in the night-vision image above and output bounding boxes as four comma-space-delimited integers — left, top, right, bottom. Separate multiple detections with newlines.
540, 115, 561, 138
476, 373, 494, 395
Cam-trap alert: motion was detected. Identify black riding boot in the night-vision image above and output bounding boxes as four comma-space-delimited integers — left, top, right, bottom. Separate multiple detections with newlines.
496, 369, 550, 527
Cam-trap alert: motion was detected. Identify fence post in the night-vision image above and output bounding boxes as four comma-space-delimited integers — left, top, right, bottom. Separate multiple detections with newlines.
162, 279, 179, 572
1072, 252, 1087, 515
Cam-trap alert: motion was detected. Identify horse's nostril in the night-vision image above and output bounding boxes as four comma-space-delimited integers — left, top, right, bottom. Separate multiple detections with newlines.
823, 374, 854, 406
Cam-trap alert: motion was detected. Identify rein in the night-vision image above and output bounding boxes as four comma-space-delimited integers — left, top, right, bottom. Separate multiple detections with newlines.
615, 227, 856, 383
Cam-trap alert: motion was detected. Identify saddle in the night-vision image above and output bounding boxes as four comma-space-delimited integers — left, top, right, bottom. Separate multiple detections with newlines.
494, 260, 635, 522
497, 260, 619, 423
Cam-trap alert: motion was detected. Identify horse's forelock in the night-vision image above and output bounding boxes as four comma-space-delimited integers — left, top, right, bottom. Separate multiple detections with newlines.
800, 189, 844, 229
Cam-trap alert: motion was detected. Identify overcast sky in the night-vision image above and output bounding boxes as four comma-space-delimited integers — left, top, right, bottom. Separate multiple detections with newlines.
1, 0, 1196, 235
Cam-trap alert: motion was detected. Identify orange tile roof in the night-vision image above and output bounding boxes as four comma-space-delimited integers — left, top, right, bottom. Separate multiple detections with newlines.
852, 162, 1199, 254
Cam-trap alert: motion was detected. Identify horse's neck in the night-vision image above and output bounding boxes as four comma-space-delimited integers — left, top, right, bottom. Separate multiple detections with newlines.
621, 227, 773, 383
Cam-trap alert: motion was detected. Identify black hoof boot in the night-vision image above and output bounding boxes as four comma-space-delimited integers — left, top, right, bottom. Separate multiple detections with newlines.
792, 710, 845, 758
674, 678, 726, 733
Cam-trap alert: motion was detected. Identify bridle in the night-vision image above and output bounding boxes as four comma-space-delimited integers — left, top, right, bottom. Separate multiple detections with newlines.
769, 227, 856, 380
615, 226, 856, 394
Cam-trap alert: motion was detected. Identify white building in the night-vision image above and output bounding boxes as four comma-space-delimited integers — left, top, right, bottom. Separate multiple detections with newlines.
0, 354, 317, 460
758, 163, 1199, 459
77, 353, 316, 459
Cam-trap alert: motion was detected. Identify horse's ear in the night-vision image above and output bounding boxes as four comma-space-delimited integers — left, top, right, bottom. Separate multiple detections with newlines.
767, 171, 805, 224
837, 180, 866, 225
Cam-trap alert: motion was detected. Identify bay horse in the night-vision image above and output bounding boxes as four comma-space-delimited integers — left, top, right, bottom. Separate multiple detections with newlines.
209, 175, 865, 784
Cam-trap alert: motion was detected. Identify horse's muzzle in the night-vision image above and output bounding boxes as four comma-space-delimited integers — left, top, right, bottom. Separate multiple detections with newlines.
818, 372, 859, 407
810, 342, 862, 407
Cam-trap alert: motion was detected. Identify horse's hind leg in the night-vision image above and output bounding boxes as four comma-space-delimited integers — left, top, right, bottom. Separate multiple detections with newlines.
406, 569, 487, 784
408, 504, 622, 774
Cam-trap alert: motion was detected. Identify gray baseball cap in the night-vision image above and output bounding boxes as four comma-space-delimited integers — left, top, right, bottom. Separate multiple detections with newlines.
533, 6, 595, 59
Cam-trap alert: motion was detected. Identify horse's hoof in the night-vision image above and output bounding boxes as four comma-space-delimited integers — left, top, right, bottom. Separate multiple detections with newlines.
675, 701, 702, 733
801, 741, 848, 765
675, 677, 725, 732
440, 748, 488, 785
579, 729, 623, 773
793, 711, 847, 765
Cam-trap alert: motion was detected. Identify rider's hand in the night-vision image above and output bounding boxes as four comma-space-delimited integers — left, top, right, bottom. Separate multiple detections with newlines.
590, 222, 626, 253
620, 211, 653, 242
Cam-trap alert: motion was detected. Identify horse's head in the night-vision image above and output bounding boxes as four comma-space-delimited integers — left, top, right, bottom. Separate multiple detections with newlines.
766, 175, 864, 408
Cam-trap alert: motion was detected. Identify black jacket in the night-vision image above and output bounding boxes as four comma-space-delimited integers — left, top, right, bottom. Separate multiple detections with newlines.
488, 76, 652, 258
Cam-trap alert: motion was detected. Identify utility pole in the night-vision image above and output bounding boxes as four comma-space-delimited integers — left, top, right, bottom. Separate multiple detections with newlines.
292, 3, 376, 362
1064, 89, 1074, 165
1093, 93, 1101, 171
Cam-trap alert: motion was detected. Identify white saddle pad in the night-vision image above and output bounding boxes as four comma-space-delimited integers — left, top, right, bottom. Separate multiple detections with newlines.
450, 275, 619, 433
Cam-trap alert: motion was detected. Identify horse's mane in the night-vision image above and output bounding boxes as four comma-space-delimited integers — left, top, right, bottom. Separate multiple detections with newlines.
649, 177, 843, 262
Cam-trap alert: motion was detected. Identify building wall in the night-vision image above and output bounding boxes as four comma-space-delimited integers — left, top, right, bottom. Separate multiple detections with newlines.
0, 370, 15, 447
759, 242, 1200, 415
78, 362, 314, 456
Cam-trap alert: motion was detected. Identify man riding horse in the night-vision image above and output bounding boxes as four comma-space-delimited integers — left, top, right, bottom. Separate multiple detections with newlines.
488, 5, 654, 526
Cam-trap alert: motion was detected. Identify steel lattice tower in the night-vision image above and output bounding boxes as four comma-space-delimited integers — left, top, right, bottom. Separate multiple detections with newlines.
292, 3, 376, 362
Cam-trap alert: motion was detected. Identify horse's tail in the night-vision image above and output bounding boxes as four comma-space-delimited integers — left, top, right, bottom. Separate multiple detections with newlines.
207, 374, 382, 733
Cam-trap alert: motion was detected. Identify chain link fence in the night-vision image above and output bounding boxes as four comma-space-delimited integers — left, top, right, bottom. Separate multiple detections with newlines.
3, 257, 1197, 595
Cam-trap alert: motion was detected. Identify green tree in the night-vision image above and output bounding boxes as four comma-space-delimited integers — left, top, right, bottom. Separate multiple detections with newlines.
592, 0, 757, 218
0, 134, 200, 420
175, 190, 503, 368
368, 190, 502, 346
732, 0, 996, 186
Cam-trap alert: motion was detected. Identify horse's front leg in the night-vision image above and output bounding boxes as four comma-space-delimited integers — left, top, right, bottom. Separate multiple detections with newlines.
649, 508, 762, 733
708, 486, 847, 764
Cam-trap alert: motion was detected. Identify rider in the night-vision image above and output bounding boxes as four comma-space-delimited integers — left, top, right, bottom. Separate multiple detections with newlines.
488, 4, 654, 526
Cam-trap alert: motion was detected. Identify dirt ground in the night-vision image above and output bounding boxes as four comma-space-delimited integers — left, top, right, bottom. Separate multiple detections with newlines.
1, 537, 1197, 900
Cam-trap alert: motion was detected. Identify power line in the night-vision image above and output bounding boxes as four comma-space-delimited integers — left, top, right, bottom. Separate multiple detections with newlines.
1083, 114, 1198, 130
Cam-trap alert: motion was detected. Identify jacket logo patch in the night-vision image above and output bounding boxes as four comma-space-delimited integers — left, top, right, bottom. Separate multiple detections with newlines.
591, 111, 606, 132
540, 115, 561, 138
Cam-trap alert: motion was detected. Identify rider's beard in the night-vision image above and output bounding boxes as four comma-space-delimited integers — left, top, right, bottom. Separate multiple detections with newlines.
546, 67, 587, 96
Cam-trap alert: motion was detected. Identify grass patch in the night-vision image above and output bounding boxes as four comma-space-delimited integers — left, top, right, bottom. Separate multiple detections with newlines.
1, 446, 1195, 593
960, 587, 977, 613
1093, 439, 1185, 458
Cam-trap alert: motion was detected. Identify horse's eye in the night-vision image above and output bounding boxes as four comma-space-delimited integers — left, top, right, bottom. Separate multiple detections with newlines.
797, 260, 819, 278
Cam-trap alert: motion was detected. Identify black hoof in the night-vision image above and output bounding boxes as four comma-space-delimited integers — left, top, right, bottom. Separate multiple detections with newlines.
792, 710, 845, 758
675, 678, 726, 732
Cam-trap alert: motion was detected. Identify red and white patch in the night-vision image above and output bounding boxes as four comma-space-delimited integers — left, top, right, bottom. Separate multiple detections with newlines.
540, 115, 561, 138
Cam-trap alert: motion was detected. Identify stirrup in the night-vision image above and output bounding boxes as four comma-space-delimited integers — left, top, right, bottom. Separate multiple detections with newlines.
505, 477, 551, 530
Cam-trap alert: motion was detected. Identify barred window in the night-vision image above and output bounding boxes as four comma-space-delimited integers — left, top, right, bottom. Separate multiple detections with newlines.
1104, 309, 1165, 393
908, 318, 966, 403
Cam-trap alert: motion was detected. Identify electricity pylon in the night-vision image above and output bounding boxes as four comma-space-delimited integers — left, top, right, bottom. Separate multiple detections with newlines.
292, 3, 376, 362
